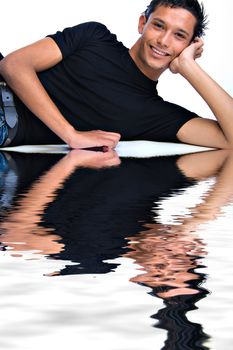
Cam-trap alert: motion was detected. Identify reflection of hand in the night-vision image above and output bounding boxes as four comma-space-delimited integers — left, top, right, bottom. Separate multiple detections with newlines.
67, 129, 121, 150
169, 37, 204, 74
63, 148, 121, 169
0, 149, 120, 257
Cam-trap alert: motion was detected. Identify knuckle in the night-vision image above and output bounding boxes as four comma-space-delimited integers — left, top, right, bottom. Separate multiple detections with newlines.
105, 139, 114, 146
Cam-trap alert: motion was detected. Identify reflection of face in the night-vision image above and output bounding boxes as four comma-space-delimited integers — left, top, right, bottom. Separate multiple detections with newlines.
131, 5, 196, 78
125, 224, 207, 299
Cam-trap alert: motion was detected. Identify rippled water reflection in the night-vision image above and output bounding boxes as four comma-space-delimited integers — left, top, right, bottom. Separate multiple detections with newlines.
0, 149, 233, 349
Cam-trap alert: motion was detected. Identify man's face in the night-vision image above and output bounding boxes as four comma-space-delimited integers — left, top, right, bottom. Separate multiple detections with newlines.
131, 5, 197, 78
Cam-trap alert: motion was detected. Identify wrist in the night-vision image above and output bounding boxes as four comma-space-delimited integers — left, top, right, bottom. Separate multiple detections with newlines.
178, 58, 199, 77
62, 125, 78, 146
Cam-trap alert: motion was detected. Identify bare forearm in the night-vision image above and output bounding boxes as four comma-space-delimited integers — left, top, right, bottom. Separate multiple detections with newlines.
0, 62, 75, 144
15, 153, 79, 212
180, 60, 233, 143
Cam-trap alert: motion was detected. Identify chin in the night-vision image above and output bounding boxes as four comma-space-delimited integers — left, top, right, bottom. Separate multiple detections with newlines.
149, 62, 170, 72
147, 57, 170, 70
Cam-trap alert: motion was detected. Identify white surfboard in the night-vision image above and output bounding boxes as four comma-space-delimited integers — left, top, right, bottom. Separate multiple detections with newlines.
0, 141, 213, 157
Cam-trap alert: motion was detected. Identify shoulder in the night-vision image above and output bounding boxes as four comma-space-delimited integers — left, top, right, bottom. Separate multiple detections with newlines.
49, 21, 113, 41
47, 22, 119, 58
47, 21, 117, 44
72, 21, 118, 42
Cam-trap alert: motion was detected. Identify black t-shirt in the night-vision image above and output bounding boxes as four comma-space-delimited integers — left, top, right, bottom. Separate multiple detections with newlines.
13, 22, 198, 145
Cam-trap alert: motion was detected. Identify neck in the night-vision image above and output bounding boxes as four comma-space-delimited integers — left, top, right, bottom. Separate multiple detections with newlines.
129, 41, 166, 81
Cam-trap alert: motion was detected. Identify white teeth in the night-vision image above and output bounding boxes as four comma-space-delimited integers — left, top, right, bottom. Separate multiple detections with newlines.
151, 47, 168, 56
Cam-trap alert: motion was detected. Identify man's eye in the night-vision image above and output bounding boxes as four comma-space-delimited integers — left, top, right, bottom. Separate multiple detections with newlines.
175, 32, 186, 39
154, 23, 163, 29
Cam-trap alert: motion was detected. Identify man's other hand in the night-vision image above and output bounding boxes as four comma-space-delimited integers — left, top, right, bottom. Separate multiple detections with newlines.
169, 37, 204, 74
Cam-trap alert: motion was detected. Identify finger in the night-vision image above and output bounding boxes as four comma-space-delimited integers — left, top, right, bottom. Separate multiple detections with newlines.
87, 150, 121, 168
104, 135, 121, 145
97, 130, 121, 140
195, 48, 204, 59
97, 137, 117, 149
103, 157, 121, 167
100, 133, 121, 148
107, 131, 121, 139
102, 149, 120, 160
101, 150, 121, 167
196, 46, 203, 53
88, 130, 120, 148
104, 138, 119, 149
193, 37, 204, 49
193, 37, 204, 45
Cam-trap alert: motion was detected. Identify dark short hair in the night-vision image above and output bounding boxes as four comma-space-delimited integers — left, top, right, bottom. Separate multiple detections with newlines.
144, 0, 208, 39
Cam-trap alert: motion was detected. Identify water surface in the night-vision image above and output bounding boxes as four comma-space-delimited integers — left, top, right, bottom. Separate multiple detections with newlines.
0, 149, 233, 350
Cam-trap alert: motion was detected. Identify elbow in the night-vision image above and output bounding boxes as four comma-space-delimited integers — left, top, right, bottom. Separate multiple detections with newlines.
0, 52, 28, 83
0, 54, 16, 82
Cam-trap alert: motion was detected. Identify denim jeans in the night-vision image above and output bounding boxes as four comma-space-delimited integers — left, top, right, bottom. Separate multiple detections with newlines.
0, 106, 8, 146
0, 151, 17, 209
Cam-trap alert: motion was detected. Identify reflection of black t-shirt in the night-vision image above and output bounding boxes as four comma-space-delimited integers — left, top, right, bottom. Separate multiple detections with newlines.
41, 156, 195, 275
13, 22, 198, 145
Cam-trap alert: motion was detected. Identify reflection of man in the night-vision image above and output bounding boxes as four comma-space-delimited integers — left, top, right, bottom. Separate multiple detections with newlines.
1, 149, 233, 277
0, 150, 195, 273
0, 1, 232, 148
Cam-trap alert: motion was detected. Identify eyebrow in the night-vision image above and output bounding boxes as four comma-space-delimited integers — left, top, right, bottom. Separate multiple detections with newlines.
152, 17, 191, 37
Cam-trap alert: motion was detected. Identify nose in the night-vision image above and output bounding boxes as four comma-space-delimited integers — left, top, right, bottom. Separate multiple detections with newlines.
157, 31, 171, 48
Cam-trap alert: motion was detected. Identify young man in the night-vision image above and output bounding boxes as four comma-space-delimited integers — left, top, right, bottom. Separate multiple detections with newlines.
0, 0, 232, 149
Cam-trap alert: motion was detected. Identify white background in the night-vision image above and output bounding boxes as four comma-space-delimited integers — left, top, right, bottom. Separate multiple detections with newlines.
1, 0, 233, 118
0, 3, 233, 349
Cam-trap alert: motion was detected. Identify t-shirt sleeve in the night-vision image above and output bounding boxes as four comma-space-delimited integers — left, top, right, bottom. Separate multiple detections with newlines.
155, 99, 200, 142
46, 22, 110, 59
140, 96, 200, 143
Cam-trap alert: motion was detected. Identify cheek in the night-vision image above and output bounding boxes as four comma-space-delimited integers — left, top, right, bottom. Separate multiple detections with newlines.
143, 28, 156, 41
174, 43, 189, 56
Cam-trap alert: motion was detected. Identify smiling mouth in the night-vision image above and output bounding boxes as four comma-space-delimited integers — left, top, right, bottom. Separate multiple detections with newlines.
150, 46, 170, 57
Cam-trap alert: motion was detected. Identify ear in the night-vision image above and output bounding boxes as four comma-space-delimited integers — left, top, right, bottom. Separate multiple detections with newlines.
138, 14, 147, 34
